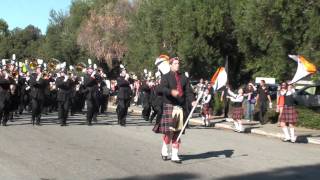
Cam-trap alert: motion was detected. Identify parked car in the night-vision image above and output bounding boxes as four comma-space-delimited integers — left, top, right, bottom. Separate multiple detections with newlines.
294, 84, 320, 110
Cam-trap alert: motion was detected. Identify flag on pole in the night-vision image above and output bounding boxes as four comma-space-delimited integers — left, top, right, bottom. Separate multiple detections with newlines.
210, 67, 228, 91
288, 55, 317, 84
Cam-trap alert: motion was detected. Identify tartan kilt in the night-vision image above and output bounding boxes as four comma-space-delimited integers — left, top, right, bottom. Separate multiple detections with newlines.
159, 103, 182, 134
280, 106, 298, 123
202, 104, 209, 115
232, 107, 244, 120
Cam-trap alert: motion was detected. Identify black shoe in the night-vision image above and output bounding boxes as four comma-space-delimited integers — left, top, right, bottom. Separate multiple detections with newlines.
171, 159, 182, 164
161, 155, 169, 161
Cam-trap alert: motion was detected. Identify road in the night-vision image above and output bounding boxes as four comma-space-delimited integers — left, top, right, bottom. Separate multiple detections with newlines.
0, 111, 319, 180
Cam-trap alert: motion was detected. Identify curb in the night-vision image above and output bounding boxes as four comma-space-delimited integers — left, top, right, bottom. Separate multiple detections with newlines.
108, 106, 320, 145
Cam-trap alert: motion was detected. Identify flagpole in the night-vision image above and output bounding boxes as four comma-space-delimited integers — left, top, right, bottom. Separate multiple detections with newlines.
176, 88, 205, 142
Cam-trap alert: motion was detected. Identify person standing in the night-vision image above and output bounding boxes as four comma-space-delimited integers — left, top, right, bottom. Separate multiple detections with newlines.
201, 88, 211, 127
29, 67, 46, 126
56, 70, 73, 126
279, 84, 298, 143
116, 68, 132, 126
159, 57, 196, 163
244, 82, 257, 121
255, 80, 272, 124
221, 84, 230, 118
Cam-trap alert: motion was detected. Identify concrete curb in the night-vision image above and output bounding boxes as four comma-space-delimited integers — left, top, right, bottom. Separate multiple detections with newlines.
108, 106, 320, 145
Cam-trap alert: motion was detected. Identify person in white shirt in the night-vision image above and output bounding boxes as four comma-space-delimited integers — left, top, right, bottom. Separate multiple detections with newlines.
227, 87, 245, 132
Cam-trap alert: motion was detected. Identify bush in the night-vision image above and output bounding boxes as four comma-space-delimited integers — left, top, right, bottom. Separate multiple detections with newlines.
296, 107, 320, 130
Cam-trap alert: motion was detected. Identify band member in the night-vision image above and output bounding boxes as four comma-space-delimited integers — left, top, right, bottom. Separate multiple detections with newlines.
159, 57, 196, 163
0, 70, 12, 126
227, 87, 245, 132
29, 67, 46, 125
56, 70, 73, 126
116, 68, 132, 126
141, 79, 152, 121
279, 83, 298, 143
150, 77, 162, 124
84, 67, 99, 126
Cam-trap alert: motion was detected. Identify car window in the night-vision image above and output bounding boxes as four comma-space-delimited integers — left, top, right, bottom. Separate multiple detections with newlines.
303, 86, 317, 95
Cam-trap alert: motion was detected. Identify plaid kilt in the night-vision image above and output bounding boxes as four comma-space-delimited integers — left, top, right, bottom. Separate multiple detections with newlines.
202, 104, 210, 115
232, 107, 244, 120
280, 106, 298, 123
159, 103, 182, 134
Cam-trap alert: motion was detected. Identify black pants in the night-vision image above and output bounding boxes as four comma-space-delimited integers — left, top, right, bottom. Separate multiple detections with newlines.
86, 99, 98, 125
117, 99, 130, 125
223, 99, 230, 118
0, 111, 10, 126
32, 99, 43, 124
58, 100, 70, 125
142, 102, 151, 121
99, 96, 107, 114
259, 101, 268, 124
150, 105, 162, 123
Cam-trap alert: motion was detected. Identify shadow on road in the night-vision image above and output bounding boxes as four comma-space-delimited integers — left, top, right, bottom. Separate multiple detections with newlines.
180, 149, 234, 161
106, 172, 200, 180
216, 163, 320, 180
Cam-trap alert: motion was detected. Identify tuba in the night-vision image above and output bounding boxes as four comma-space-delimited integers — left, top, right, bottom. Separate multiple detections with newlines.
47, 58, 60, 73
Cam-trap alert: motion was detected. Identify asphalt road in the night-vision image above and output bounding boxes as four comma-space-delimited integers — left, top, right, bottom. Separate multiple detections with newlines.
0, 111, 319, 180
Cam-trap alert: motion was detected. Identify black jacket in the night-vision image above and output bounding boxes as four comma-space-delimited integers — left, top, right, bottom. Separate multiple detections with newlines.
160, 71, 194, 107
83, 74, 99, 101
116, 76, 132, 100
29, 73, 46, 101
56, 76, 73, 102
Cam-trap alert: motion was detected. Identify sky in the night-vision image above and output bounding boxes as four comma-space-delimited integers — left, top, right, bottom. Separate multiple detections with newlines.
0, 0, 72, 34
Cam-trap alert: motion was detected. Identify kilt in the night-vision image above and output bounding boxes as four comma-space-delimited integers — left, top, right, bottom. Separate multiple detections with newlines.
159, 103, 184, 134
232, 107, 244, 120
280, 106, 298, 123
202, 104, 209, 115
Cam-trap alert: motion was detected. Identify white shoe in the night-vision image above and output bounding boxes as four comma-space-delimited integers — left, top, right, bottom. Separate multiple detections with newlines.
161, 142, 169, 160
171, 148, 181, 163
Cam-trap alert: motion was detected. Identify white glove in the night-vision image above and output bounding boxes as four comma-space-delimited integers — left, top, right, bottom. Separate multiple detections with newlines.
36, 75, 41, 81
26, 86, 30, 90
269, 102, 273, 109
91, 71, 96, 78
64, 76, 69, 82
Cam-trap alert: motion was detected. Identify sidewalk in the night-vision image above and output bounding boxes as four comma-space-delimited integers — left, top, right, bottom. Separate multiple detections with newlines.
108, 105, 320, 145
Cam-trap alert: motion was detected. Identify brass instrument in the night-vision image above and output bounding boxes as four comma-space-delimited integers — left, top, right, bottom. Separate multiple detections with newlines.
75, 62, 86, 72
47, 58, 60, 72
29, 58, 38, 71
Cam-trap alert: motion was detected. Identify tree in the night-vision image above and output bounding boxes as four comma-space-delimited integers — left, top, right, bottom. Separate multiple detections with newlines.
77, 0, 133, 68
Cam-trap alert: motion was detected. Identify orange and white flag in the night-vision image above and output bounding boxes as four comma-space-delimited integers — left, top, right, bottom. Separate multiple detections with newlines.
210, 67, 228, 91
288, 55, 317, 84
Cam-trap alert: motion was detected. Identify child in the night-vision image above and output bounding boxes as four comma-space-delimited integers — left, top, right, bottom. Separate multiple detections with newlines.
227, 87, 245, 132
201, 88, 211, 127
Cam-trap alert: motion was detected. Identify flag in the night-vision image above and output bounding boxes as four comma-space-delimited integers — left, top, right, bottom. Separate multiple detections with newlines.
210, 67, 228, 91
288, 55, 317, 84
